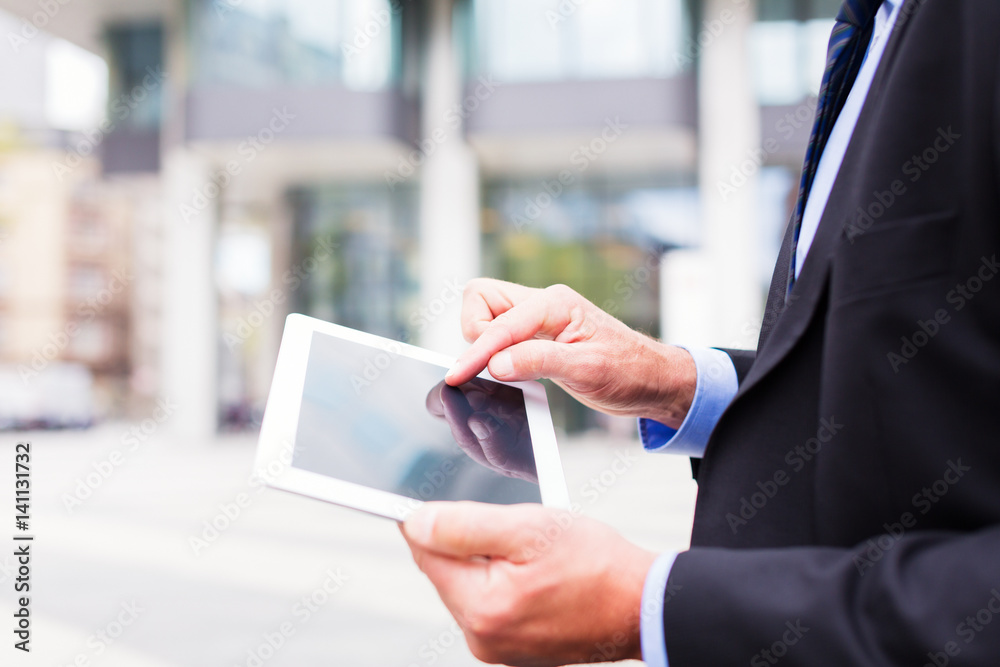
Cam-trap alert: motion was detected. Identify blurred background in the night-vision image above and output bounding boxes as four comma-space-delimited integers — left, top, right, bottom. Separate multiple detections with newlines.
0, 0, 840, 665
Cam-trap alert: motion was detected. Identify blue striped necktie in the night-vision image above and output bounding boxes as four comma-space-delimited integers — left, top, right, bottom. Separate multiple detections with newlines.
788, 0, 882, 292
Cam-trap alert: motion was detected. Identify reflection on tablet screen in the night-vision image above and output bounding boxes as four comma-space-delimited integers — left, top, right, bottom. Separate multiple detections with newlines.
293, 331, 542, 507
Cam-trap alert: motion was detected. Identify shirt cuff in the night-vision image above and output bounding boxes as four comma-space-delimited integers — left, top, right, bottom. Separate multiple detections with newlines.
638, 346, 739, 458
640, 551, 679, 667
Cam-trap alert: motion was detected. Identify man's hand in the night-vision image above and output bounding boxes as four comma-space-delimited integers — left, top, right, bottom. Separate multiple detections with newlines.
446, 278, 696, 429
425, 379, 538, 483
400, 502, 657, 667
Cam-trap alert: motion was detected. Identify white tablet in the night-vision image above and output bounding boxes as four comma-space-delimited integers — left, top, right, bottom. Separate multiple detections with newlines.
255, 313, 570, 521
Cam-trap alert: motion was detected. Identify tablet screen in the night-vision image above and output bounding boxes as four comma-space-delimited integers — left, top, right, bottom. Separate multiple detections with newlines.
292, 331, 542, 510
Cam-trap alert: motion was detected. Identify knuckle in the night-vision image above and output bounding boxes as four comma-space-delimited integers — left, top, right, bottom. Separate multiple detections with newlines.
491, 309, 511, 326
544, 283, 575, 300
463, 277, 487, 297
465, 635, 503, 665
461, 320, 481, 342
489, 314, 519, 346
465, 601, 513, 644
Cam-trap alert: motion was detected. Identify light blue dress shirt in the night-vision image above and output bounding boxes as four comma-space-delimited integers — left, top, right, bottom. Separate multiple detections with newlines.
639, 2, 901, 665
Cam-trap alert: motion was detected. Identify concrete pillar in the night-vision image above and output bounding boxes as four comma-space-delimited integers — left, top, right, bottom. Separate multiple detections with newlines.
160, 149, 218, 437
668, 0, 762, 349
417, 0, 481, 356
155, 2, 218, 438
661, 249, 714, 346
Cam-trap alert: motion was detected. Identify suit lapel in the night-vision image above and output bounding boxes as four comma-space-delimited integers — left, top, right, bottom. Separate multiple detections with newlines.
732, 0, 921, 400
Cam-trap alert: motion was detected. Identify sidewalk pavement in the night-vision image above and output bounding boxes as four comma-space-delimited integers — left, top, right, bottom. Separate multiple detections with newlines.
0, 424, 697, 667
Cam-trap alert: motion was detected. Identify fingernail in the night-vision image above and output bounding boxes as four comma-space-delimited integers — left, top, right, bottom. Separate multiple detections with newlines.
491, 351, 513, 378
466, 390, 488, 410
469, 418, 490, 439
404, 505, 437, 545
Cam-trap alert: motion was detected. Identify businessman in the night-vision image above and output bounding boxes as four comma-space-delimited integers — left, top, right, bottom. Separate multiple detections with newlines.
401, 0, 1000, 664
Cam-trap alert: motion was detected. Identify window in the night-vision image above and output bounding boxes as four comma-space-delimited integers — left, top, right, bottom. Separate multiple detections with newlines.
105, 23, 164, 130
69, 320, 111, 360
468, 0, 690, 82
68, 265, 107, 302
481, 176, 700, 338
758, 0, 841, 21
480, 175, 696, 430
750, 0, 840, 105
187, 0, 398, 90
289, 184, 418, 341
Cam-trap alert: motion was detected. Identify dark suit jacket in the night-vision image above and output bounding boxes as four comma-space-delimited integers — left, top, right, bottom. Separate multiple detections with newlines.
662, 1, 1000, 664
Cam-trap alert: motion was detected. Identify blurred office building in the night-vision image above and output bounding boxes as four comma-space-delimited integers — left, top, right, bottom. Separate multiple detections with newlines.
0, 0, 839, 435
0, 14, 151, 426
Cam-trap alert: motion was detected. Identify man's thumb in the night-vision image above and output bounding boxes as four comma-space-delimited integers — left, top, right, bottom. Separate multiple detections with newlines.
403, 501, 544, 559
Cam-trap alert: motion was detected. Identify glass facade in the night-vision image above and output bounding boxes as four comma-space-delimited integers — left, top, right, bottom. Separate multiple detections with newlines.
187, 0, 398, 90
482, 176, 699, 338
757, 0, 841, 21
105, 24, 164, 130
289, 184, 419, 342
480, 176, 698, 431
285, 175, 696, 432
467, 0, 691, 82
749, 0, 840, 105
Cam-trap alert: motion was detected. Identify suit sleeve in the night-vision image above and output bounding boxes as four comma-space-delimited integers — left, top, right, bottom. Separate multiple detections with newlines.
662, 525, 1000, 666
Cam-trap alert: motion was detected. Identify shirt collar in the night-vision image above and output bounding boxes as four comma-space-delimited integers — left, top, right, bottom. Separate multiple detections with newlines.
870, 0, 901, 52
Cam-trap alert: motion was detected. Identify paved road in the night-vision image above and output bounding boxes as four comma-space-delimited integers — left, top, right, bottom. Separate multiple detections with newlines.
0, 424, 697, 667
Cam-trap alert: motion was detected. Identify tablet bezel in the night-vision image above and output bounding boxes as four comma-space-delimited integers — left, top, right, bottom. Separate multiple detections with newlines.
255, 313, 570, 521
